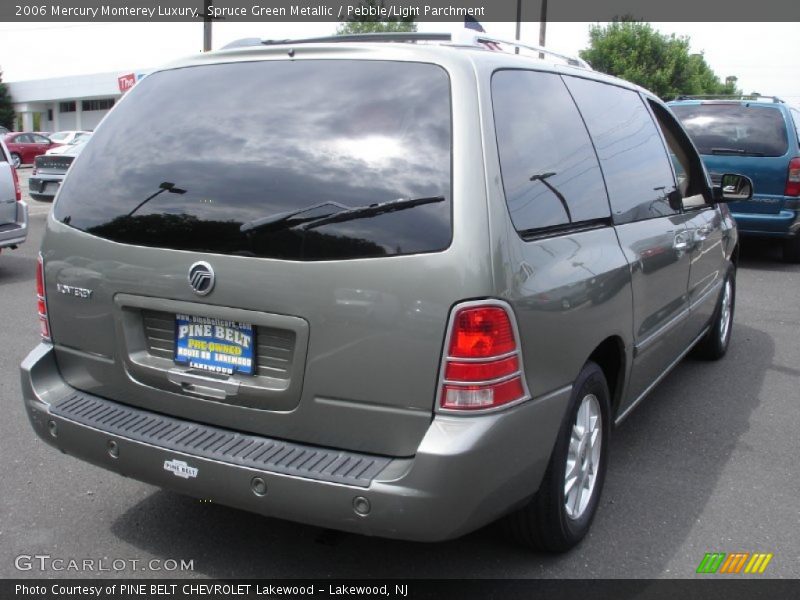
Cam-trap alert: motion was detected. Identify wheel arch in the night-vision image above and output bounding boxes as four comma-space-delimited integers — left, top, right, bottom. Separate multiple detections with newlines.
586, 336, 626, 419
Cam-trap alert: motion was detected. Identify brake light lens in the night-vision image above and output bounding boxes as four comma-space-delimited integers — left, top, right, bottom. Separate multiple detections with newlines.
11, 165, 21, 201
439, 303, 527, 411
36, 254, 51, 340
448, 306, 516, 358
786, 157, 800, 197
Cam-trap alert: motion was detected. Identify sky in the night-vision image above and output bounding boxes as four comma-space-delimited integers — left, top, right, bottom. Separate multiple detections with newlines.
0, 21, 798, 106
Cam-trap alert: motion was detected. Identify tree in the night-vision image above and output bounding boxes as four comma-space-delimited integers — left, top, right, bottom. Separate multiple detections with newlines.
579, 21, 739, 100
336, 1, 417, 35
0, 70, 15, 131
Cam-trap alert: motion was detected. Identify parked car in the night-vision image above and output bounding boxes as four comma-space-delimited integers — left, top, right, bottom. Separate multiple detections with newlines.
46, 130, 92, 153
30, 138, 90, 201
0, 125, 10, 135
21, 33, 751, 552
45, 133, 92, 156
0, 138, 28, 255
668, 96, 800, 262
3, 132, 62, 168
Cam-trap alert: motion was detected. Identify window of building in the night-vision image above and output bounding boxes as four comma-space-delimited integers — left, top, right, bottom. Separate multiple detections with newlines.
82, 98, 115, 111
491, 70, 610, 234
59, 101, 76, 113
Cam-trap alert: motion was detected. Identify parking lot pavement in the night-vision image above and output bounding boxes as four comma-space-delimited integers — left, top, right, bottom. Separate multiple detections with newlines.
1, 179, 799, 579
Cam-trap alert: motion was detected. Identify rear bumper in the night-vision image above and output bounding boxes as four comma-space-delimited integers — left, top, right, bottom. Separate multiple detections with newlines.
0, 200, 28, 249
731, 206, 800, 238
21, 343, 570, 542
29, 175, 65, 199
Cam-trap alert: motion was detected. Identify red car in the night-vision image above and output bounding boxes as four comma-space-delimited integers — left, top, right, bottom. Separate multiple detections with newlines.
2, 133, 62, 168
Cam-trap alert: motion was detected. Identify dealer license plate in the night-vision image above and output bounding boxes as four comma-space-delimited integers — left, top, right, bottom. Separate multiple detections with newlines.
174, 314, 255, 376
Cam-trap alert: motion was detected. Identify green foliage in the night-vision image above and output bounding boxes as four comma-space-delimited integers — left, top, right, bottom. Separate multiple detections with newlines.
336, 0, 417, 35
579, 21, 739, 100
0, 71, 15, 131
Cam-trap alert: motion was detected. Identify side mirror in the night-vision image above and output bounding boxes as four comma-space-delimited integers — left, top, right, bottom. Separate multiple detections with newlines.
714, 173, 753, 203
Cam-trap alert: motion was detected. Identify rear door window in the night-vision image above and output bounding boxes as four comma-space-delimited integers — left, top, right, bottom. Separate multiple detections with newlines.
491, 69, 610, 234
54, 60, 452, 261
670, 104, 789, 157
564, 77, 679, 224
791, 108, 800, 147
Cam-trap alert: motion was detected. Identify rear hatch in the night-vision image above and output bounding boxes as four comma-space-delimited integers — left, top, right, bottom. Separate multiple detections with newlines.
43, 55, 478, 457
671, 102, 793, 214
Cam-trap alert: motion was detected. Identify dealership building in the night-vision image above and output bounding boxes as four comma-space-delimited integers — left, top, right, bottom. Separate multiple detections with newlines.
5, 70, 148, 132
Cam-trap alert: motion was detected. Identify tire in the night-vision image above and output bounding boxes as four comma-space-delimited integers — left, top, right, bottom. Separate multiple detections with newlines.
10, 153, 21, 169
505, 361, 610, 552
692, 268, 735, 360
783, 236, 800, 264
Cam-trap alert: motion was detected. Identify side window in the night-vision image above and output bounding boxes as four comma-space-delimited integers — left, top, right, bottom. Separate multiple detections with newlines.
491, 69, 610, 234
32, 134, 50, 144
648, 99, 711, 208
564, 77, 679, 225
791, 108, 800, 147
16, 134, 32, 144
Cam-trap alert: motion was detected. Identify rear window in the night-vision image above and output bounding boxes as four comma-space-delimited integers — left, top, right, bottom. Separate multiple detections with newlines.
670, 104, 789, 157
54, 60, 452, 261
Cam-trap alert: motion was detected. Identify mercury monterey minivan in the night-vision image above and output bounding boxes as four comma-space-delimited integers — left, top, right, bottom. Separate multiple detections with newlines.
21, 32, 751, 552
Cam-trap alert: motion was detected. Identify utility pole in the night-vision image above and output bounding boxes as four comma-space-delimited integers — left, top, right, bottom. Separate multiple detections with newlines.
539, 0, 548, 55
203, 0, 212, 51
515, 0, 522, 54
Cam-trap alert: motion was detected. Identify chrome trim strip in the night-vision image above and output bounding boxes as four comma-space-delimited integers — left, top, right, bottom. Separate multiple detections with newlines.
435, 299, 533, 415
615, 326, 710, 425
634, 307, 689, 357
445, 350, 518, 363
688, 279, 723, 313
442, 370, 522, 387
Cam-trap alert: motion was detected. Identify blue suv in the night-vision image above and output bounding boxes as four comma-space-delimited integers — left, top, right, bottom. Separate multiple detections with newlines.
669, 96, 800, 262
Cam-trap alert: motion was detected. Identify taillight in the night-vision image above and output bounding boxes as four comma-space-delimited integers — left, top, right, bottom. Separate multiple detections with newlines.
786, 157, 800, 197
439, 303, 528, 411
11, 165, 21, 201
36, 254, 51, 340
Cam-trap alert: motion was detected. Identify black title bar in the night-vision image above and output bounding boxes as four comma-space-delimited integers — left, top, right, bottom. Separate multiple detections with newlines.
5, 0, 800, 22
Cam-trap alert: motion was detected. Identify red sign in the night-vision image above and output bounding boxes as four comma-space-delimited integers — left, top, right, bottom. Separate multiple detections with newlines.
118, 73, 136, 93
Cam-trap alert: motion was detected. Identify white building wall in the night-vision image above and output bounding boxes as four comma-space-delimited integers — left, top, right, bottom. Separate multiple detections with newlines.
57, 112, 77, 131
6, 69, 150, 133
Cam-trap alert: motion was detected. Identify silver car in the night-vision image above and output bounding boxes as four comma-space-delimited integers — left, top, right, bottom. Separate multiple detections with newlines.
29, 138, 89, 202
0, 138, 27, 255
21, 33, 750, 551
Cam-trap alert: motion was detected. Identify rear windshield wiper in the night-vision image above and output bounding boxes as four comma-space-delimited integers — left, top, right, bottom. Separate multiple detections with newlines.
240, 195, 445, 233
710, 147, 765, 156
240, 201, 349, 232
295, 195, 445, 231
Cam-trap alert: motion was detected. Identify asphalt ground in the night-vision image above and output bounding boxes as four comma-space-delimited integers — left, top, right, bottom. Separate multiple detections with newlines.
1, 167, 799, 579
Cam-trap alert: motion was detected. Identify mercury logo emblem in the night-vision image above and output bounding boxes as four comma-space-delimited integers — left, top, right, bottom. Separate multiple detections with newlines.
188, 262, 215, 296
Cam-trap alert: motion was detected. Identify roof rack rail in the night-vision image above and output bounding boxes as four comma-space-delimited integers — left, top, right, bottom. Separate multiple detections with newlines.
453, 31, 592, 69
220, 32, 592, 69
222, 32, 451, 49
674, 94, 785, 103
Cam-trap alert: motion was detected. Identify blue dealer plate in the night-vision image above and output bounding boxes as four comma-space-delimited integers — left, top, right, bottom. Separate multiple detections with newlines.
174, 314, 255, 376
